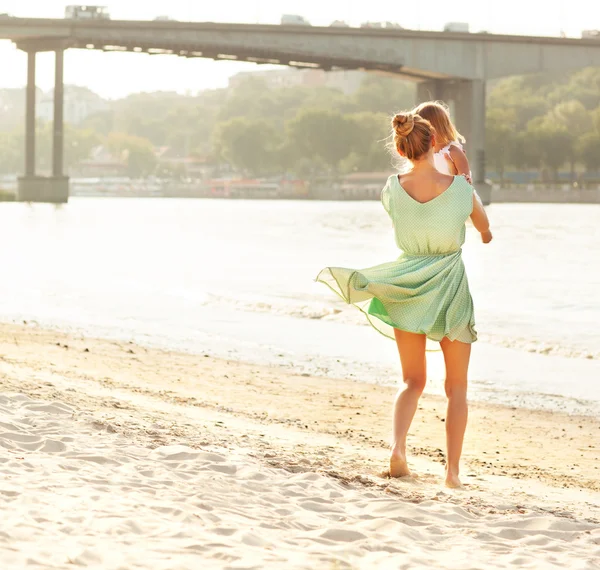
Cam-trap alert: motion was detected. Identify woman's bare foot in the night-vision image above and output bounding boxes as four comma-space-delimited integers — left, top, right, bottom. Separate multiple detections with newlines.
389, 448, 411, 478
445, 467, 463, 488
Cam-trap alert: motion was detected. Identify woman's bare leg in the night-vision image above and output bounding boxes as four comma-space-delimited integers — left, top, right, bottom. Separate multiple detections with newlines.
439, 337, 472, 488
390, 329, 427, 477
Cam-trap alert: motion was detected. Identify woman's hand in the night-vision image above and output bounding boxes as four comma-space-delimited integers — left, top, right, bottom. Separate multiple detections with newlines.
480, 230, 493, 244
471, 194, 492, 242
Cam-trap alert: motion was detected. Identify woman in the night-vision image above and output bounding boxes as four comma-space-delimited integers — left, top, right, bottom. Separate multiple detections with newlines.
316, 111, 492, 488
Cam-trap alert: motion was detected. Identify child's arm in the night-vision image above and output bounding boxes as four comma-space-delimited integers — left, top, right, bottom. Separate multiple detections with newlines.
448, 145, 472, 184
471, 192, 493, 243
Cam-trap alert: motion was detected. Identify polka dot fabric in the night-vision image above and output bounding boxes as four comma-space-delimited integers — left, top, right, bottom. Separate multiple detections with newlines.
316, 175, 477, 343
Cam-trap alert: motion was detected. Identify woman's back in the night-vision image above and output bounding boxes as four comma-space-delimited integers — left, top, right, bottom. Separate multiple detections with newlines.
397, 168, 455, 203
382, 173, 473, 256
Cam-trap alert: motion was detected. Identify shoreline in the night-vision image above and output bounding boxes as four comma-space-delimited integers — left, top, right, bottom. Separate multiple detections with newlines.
67, 191, 600, 204
6, 313, 600, 419
4, 188, 598, 204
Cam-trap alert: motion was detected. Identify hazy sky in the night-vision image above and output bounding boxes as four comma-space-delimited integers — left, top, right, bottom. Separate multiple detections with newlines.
0, 0, 596, 98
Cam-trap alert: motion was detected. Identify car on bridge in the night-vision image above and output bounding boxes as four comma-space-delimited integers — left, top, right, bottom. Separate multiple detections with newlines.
280, 14, 310, 26
330, 20, 350, 27
64, 5, 110, 20
444, 22, 470, 32
360, 21, 404, 29
582, 30, 600, 39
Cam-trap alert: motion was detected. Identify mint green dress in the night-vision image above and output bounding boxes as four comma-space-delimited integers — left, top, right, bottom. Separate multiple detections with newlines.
316, 175, 477, 343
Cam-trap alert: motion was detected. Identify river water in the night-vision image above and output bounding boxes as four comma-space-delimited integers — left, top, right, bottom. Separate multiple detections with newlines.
0, 198, 598, 415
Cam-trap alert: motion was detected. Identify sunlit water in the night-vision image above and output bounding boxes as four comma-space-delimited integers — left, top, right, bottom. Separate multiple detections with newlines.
0, 198, 598, 415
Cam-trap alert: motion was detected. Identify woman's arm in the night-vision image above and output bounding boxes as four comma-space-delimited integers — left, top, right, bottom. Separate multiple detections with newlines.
471, 192, 493, 243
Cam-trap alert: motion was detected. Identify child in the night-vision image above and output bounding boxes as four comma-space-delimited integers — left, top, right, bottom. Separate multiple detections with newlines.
414, 101, 473, 183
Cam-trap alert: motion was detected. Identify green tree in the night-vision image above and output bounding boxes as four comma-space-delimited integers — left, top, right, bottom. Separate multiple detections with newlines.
591, 105, 600, 134
65, 126, 101, 172
82, 110, 114, 136
509, 131, 539, 173
6, 68, 600, 185
576, 131, 600, 174
106, 90, 220, 147
525, 116, 571, 181
485, 107, 517, 181
550, 67, 600, 110
353, 75, 415, 114
342, 112, 390, 173
488, 76, 550, 126
0, 130, 22, 174
213, 117, 281, 177
0, 88, 28, 131
29, 121, 100, 174
550, 100, 591, 180
286, 109, 356, 173
107, 132, 157, 177
218, 77, 280, 124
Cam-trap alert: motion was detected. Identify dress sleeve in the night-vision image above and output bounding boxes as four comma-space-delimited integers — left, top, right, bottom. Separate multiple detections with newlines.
381, 178, 392, 215
462, 178, 476, 216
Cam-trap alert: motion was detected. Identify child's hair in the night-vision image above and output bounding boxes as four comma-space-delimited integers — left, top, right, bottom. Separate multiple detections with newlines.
390, 112, 434, 162
413, 100, 465, 147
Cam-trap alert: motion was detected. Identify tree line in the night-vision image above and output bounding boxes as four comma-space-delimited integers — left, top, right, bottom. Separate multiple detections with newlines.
0, 67, 598, 181
486, 68, 600, 182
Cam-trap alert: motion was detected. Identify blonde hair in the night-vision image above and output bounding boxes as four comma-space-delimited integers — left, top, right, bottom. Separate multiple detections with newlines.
390, 112, 434, 162
413, 100, 465, 147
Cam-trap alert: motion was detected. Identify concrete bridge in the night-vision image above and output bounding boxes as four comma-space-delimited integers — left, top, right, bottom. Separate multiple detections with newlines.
2, 17, 600, 202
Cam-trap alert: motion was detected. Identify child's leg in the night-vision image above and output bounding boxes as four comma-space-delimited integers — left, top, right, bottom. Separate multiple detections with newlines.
390, 329, 427, 477
439, 337, 472, 488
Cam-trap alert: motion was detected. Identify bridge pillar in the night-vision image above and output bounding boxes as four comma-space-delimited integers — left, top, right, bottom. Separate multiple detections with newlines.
24, 49, 36, 177
17, 46, 69, 203
53, 48, 65, 178
416, 80, 444, 102
416, 78, 491, 205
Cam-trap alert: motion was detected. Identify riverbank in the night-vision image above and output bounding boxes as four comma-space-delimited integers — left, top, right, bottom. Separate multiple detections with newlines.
1, 323, 599, 568
492, 186, 600, 203
4, 176, 600, 203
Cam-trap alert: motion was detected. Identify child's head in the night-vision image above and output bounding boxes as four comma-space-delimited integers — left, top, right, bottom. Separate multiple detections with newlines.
390, 112, 435, 162
413, 101, 464, 147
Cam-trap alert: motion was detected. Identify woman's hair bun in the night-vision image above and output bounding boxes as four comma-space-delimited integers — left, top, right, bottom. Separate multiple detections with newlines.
392, 113, 415, 137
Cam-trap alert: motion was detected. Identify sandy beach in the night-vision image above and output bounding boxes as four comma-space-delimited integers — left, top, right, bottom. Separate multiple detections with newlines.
0, 322, 599, 569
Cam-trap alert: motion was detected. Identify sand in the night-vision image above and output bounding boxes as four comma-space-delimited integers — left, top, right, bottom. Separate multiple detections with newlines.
0, 323, 599, 569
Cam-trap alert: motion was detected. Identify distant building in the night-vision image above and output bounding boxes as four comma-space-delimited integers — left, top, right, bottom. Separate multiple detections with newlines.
156, 146, 214, 179
38, 87, 109, 125
71, 145, 127, 177
228, 67, 366, 95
